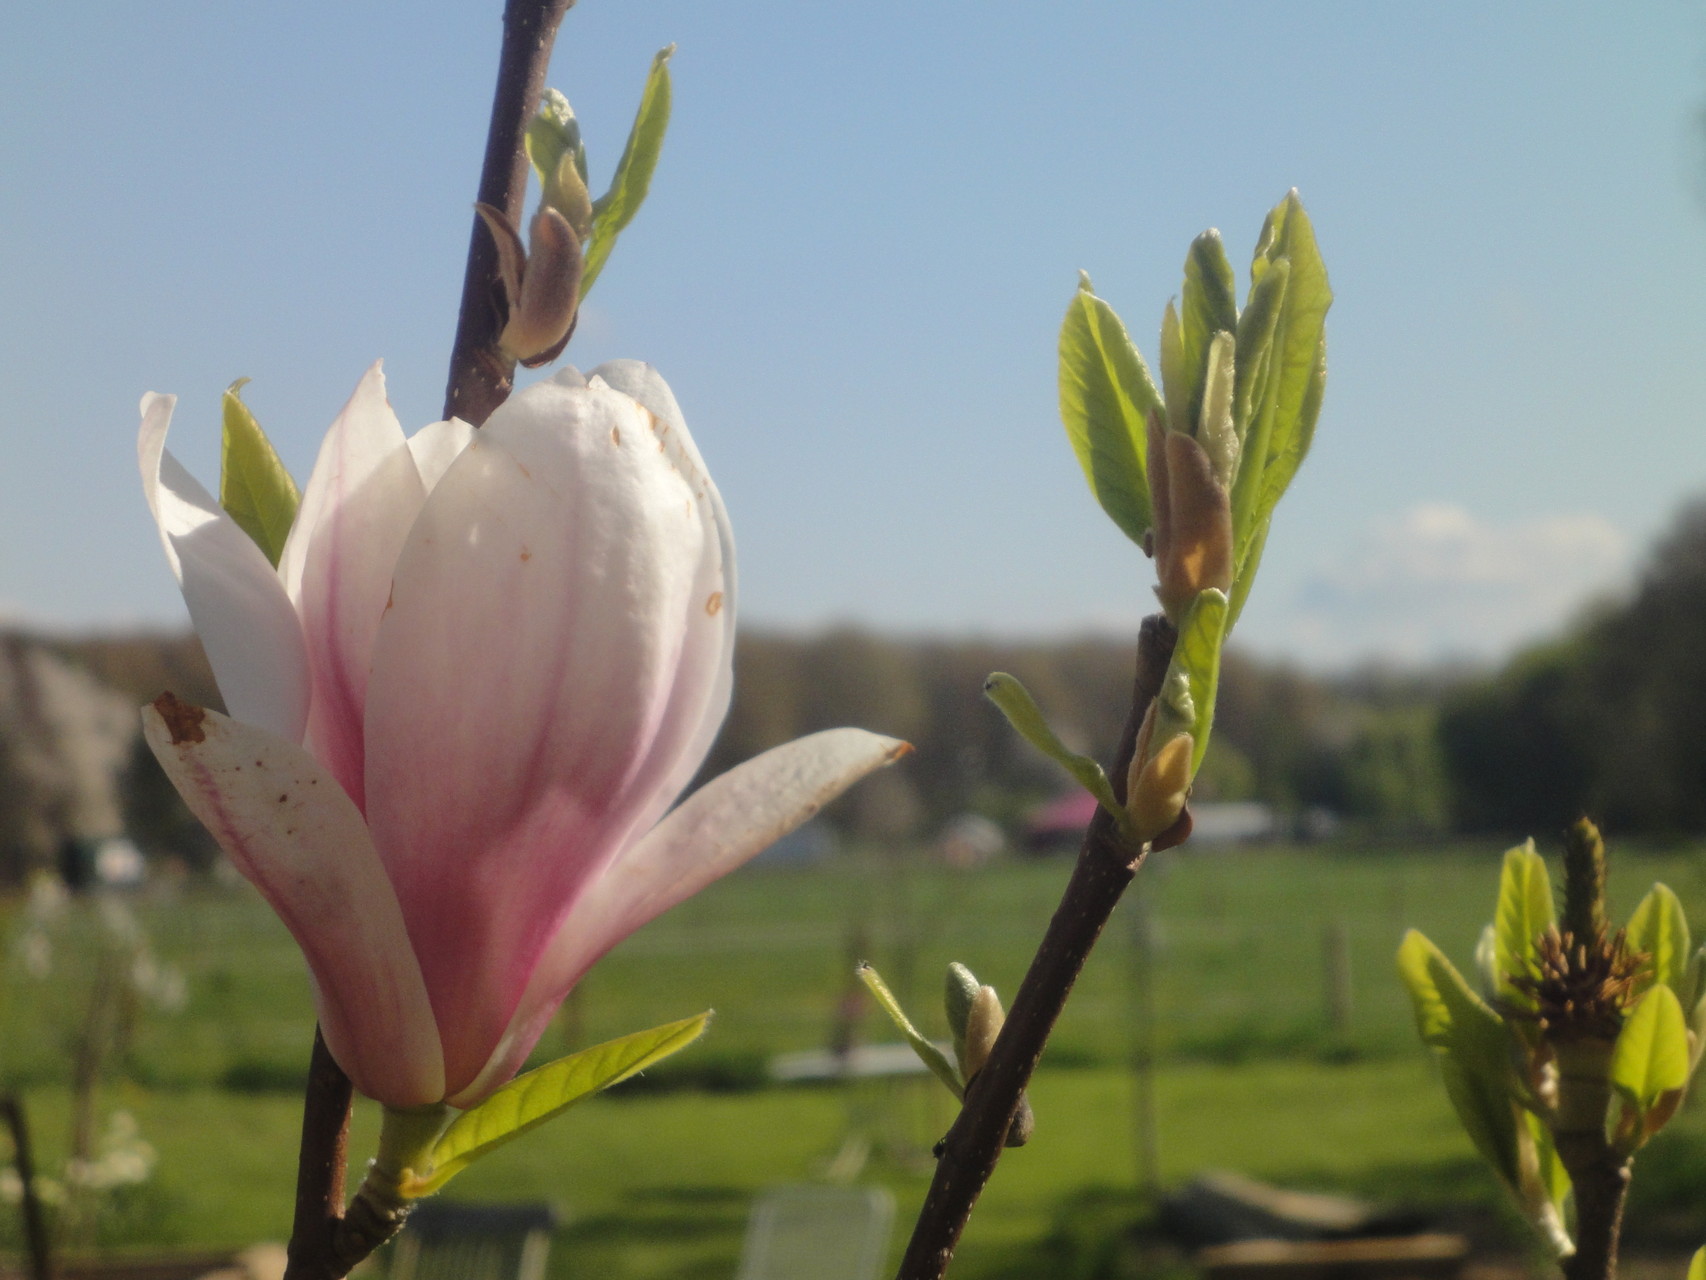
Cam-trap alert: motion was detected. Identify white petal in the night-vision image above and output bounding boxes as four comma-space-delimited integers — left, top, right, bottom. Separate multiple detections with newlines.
406, 417, 476, 493
448, 729, 909, 1106
363, 376, 721, 1096
137, 393, 309, 742
585, 361, 739, 835
278, 364, 424, 808
142, 699, 443, 1106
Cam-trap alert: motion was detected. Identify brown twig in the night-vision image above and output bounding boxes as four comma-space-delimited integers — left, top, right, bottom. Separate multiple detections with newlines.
281, 1030, 354, 1280
2, 1093, 55, 1280
1560, 1155, 1629, 1280
442, 0, 577, 426
896, 613, 1179, 1280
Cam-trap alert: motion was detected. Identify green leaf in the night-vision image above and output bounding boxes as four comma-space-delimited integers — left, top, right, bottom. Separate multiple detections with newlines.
1149, 590, 1229, 774
525, 88, 587, 191
412, 1012, 709, 1195
1627, 883, 1691, 995
1175, 230, 1238, 437
582, 45, 674, 295
1224, 514, 1268, 635
1493, 840, 1554, 1012
1230, 257, 1288, 466
1610, 984, 1689, 1118
1397, 930, 1523, 1190
1057, 277, 1162, 546
1228, 192, 1331, 578
219, 379, 300, 568
983, 672, 1123, 821
858, 963, 964, 1098
1520, 1111, 1574, 1259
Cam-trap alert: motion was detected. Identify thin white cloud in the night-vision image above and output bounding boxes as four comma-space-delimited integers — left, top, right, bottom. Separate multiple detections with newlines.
1255, 503, 1632, 668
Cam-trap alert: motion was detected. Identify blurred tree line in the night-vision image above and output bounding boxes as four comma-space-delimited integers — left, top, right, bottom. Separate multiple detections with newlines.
2, 496, 1700, 878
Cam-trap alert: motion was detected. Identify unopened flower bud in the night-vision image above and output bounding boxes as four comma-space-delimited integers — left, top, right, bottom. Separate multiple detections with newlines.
476, 202, 585, 368
961, 985, 1005, 1081
1126, 730, 1193, 843
944, 962, 981, 1066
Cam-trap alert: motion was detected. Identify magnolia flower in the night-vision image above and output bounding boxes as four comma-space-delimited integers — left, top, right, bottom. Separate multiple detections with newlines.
138, 362, 905, 1109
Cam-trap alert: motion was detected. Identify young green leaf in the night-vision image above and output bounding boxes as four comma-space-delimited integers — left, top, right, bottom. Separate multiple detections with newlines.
582, 45, 674, 295
1228, 192, 1330, 579
409, 1012, 710, 1195
1148, 590, 1229, 774
983, 672, 1124, 822
1057, 277, 1162, 546
1176, 230, 1237, 436
1493, 840, 1554, 1012
219, 379, 300, 568
1519, 1110, 1574, 1259
1397, 930, 1523, 1190
1224, 514, 1269, 634
1231, 257, 1287, 458
1610, 984, 1688, 1122
1627, 883, 1691, 995
525, 88, 587, 192
858, 963, 964, 1097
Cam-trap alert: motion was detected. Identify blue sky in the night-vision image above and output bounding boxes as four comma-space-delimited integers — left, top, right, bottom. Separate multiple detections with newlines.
3, 2, 1705, 670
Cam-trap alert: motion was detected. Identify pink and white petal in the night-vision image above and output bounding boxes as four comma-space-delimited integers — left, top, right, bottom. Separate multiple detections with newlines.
138, 393, 310, 743
279, 365, 424, 809
141, 699, 443, 1106
581, 363, 739, 839
447, 729, 909, 1106
364, 378, 715, 1096
406, 418, 475, 494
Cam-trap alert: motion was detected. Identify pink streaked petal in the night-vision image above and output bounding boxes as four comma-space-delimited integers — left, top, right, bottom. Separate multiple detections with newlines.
364, 377, 716, 1097
586, 363, 739, 838
137, 393, 309, 742
447, 729, 910, 1107
141, 700, 443, 1106
281, 364, 424, 810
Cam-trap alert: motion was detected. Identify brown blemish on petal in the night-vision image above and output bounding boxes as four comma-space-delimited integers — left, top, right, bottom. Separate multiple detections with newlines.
152, 692, 206, 745
885, 741, 916, 763
611, 426, 621, 446
705, 591, 724, 616
277, 793, 288, 804
520, 548, 532, 562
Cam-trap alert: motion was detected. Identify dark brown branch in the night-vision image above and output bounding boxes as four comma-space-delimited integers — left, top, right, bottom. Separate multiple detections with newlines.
2, 1093, 55, 1280
1561, 1155, 1629, 1280
282, 1029, 354, 1280
896, 613, 1179, 1280
443, 0, 577, 426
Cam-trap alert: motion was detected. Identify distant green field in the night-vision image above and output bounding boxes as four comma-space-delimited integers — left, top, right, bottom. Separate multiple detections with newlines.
4, 840, 1705, 1277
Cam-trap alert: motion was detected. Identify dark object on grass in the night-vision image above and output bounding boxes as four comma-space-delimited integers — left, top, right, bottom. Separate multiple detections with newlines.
389, 1203, 557, 1280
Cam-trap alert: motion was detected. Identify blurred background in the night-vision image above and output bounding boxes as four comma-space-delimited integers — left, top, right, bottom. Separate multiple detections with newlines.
3, 2, 1706, 1278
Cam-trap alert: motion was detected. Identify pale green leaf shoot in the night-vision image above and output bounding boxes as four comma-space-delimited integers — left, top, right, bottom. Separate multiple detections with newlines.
1057, 278, 1162, 545
1627, 883, 1691, 996
1175, 230, 1237, 436
220, 379, 300, 568
1397, 930, 1523, 1191
1148, 590, 1230, 774
582, 45, 674, 295
1610, 984, 1689, 1121
412, 1012, 710, 1195
525, 88, 587, 192
983, 672, 1123, 821
858, 963, 964, 1097
1493, 840, 1554, 1012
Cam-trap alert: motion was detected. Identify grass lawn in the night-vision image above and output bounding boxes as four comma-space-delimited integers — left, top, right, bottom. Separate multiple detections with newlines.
4, 840, 1705, 1276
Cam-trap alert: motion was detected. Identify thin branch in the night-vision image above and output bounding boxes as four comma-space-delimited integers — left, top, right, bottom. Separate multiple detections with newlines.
443, 0, 577, 426
1, 1093, 55, 1280
282, 1029, 353, 1280
896, 613, 1180, 1280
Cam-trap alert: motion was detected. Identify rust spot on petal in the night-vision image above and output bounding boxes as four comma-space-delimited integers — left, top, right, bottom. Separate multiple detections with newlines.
520, 547, 532, 562
611, 426, 621, 446
705, 592, 723, 616
886, 741, 916, 762
152, 692, 206, 745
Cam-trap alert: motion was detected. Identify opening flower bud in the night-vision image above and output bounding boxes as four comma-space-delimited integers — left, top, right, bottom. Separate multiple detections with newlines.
1146, 410, 1234, 618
